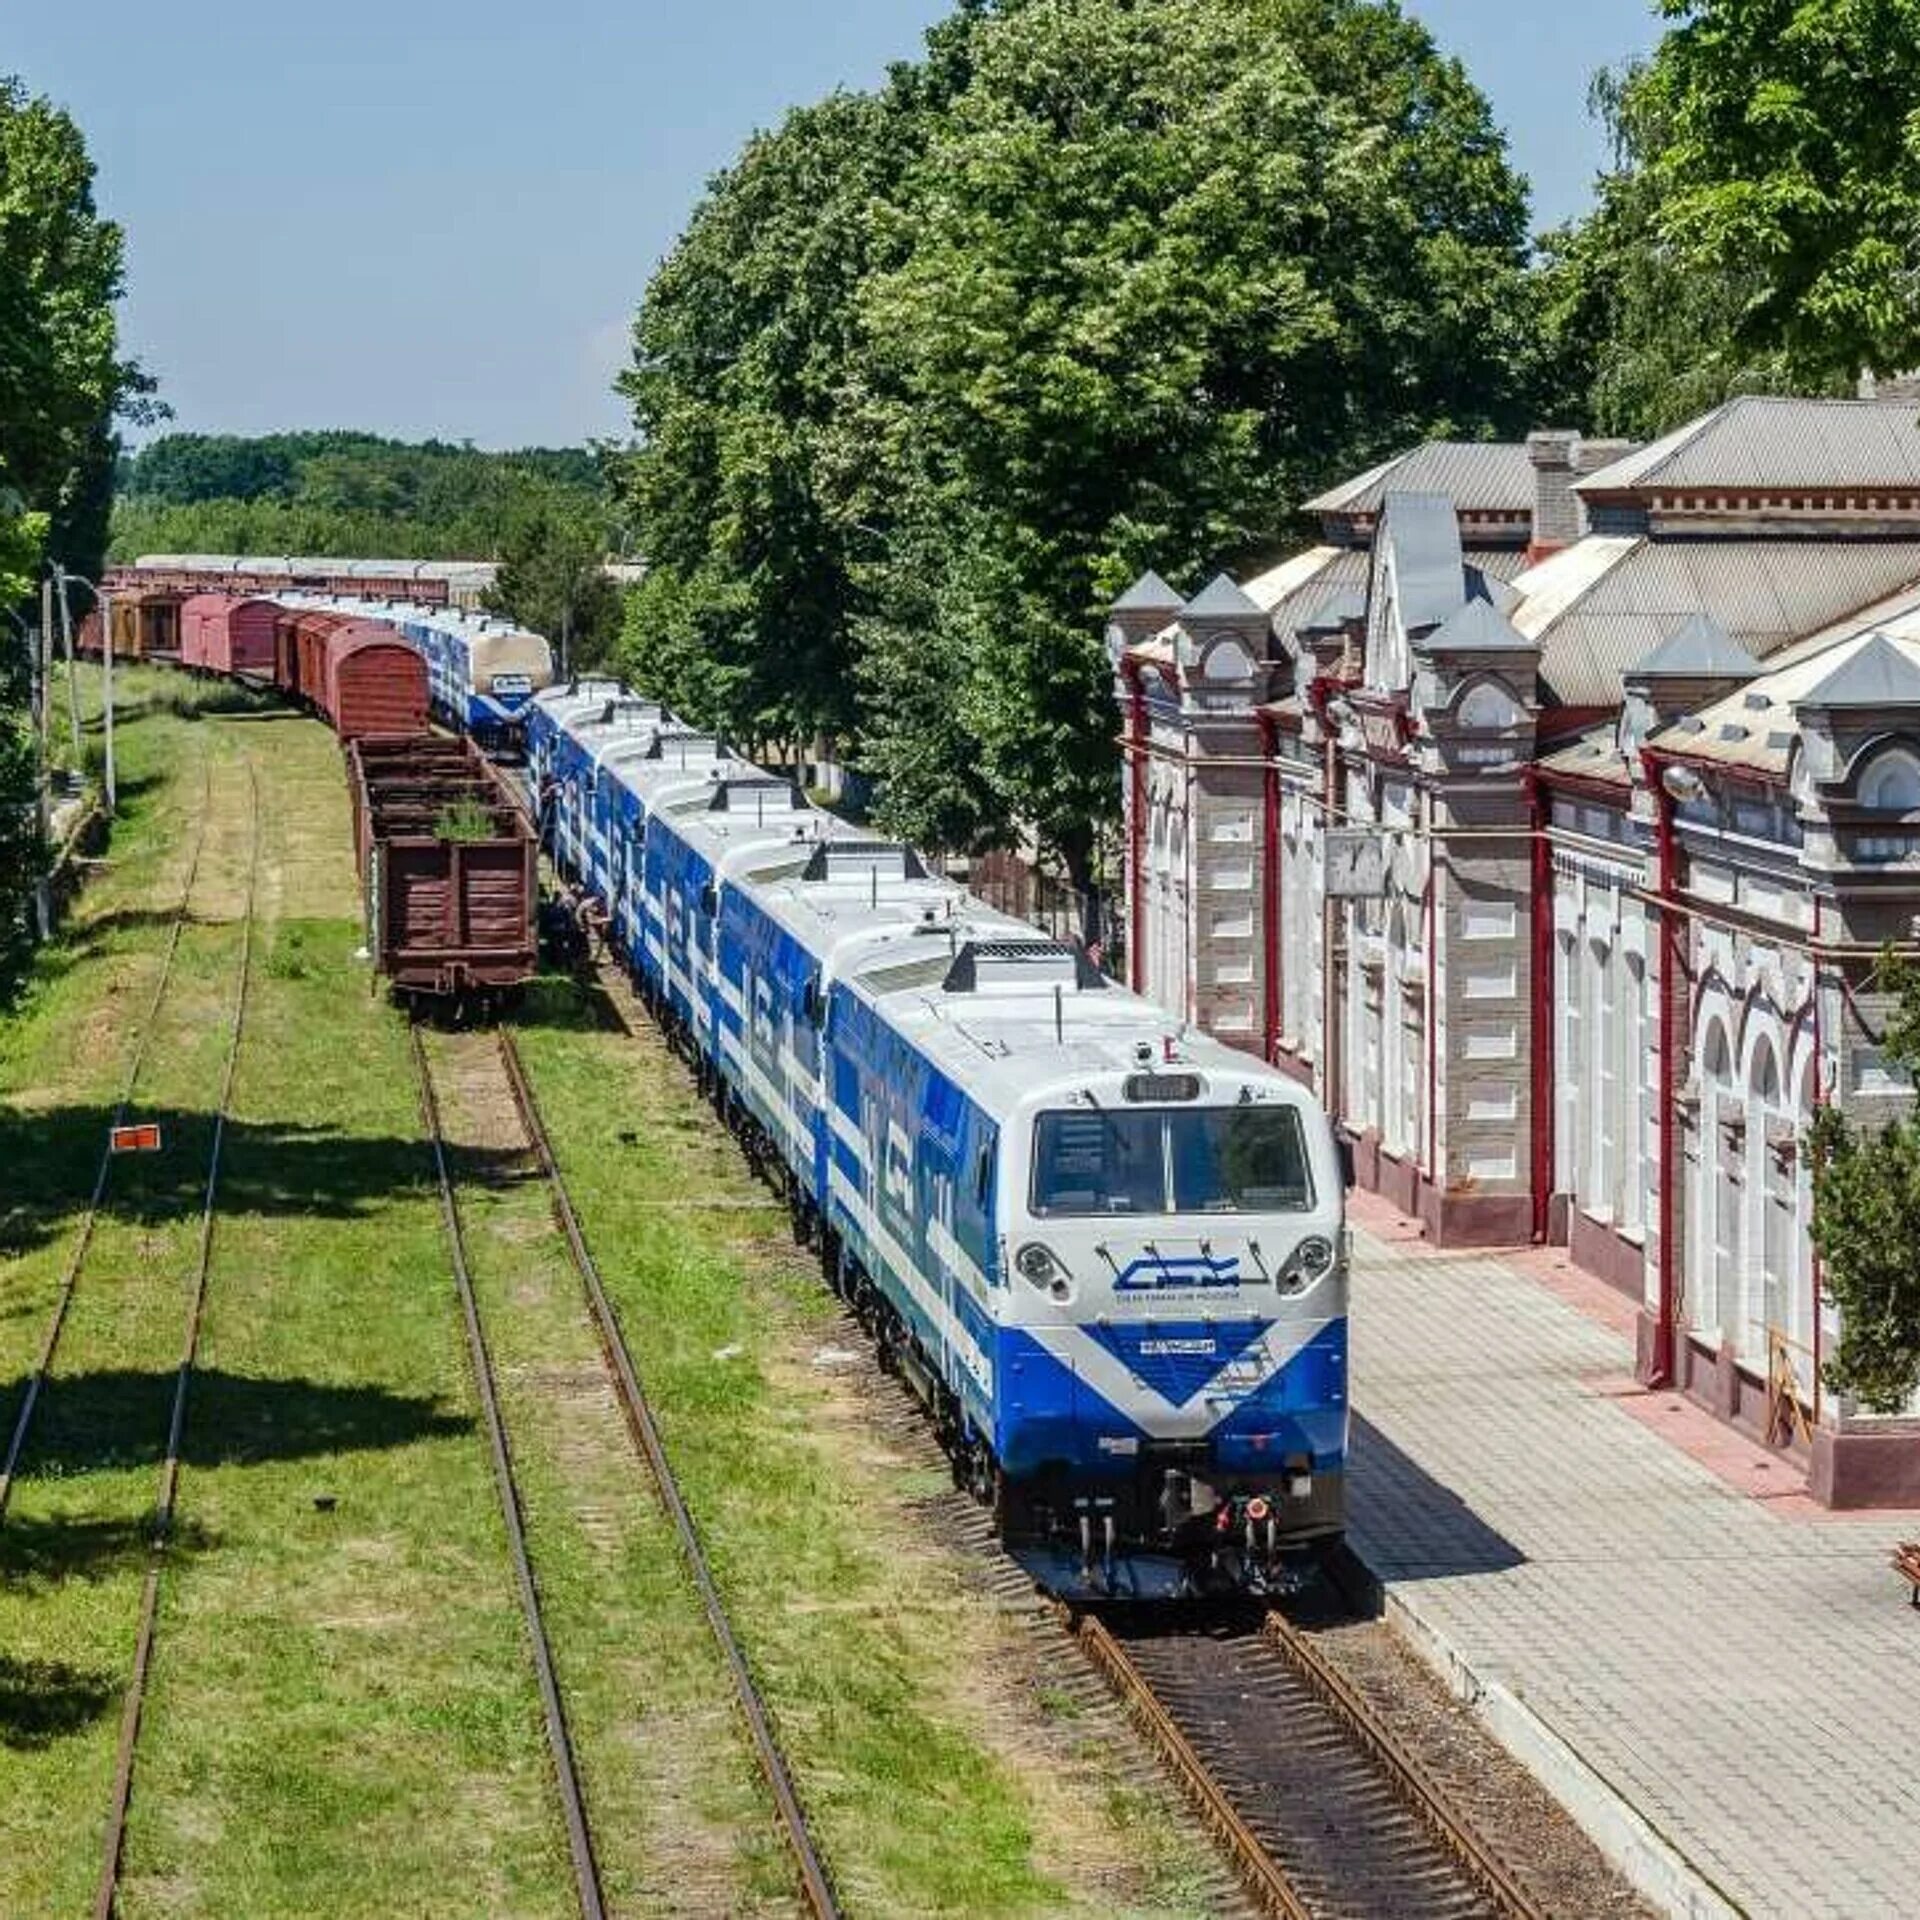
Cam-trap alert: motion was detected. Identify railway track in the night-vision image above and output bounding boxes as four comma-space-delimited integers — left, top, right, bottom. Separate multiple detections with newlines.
1077, 1605, 1547, 1920
0, 757, 216, 1521
410, 1022, 838, 1920
94, 757, 263, 1920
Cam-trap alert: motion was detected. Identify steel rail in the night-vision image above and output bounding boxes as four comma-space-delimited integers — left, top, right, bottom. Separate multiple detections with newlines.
497, 1030, 840, 1919
1075, 1613, 1313, 1920
0, 756, 217, 1521
1260, 1610, 1549, 1920
95, 757, 261, 1919
410, 1025, 607, 1920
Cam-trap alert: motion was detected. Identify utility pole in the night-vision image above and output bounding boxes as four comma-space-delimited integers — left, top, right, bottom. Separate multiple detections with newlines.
53, 568, 83, 766
31, 581, 53, 937
58, 567, 115, 814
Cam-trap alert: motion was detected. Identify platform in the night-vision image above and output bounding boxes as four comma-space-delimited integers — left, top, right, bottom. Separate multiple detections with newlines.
1345, 1192, 1920, 1919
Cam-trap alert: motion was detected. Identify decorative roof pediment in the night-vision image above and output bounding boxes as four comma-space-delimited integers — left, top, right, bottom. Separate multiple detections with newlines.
1628, 613, 1758, 682
1179, 572, 1263, 623
1418, 596, 1534, 656
1111, 569, 1183, 616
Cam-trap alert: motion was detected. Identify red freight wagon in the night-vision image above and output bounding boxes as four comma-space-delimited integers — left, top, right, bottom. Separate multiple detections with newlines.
322, 624, 430, 741
290, 610, 350, 710
346, 734, 536, 1004
181, 594, 279, 677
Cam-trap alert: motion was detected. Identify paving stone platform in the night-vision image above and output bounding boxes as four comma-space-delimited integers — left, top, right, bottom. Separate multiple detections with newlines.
1344, 1193, 1920, 1919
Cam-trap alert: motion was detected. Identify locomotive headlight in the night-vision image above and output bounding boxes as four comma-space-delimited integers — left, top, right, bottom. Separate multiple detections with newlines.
1277, 1235, 1337, 1294
1016, 1242, 1070, 1290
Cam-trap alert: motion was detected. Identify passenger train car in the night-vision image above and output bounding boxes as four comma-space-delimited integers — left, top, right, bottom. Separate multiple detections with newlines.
528, 683, 1350, 1598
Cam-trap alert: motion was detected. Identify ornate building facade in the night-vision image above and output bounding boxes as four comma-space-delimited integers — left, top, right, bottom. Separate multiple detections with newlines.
1113, 398, 1920, 1502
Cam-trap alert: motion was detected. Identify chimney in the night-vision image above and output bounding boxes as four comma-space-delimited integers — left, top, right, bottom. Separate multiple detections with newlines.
1527, 430, 1580, 562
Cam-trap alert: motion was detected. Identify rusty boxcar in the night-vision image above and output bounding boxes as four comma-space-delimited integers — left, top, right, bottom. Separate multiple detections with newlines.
346, 735, 536, 1003
179, 593, 280, 677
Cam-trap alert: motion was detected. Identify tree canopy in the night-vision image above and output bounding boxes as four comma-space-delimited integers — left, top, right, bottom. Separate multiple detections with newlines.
1, 74, 138, 1000
483, 507, 623, 676
618, 0, 1543, 884
111, 432, 612, 563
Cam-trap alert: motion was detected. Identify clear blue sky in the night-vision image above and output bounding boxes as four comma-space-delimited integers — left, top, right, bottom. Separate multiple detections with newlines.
11, 0, 1659, 450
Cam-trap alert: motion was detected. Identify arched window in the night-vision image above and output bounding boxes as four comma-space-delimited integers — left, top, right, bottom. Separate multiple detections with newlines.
1458, 679, 1521, 731
1744, 1038, 1783, 1368
1860, 749, 1920, 812
1203, 639, 1255, 684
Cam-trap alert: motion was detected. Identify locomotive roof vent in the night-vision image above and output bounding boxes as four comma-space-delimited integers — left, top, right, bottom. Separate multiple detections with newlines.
706, 776, 805, 814
799, 840, 928, 883
941, 940, 1107, 994
644, 730, 719, 759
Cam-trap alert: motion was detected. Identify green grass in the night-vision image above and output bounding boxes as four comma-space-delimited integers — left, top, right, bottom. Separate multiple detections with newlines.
0, 682, 574, 1917
513, 991, 1223, 1918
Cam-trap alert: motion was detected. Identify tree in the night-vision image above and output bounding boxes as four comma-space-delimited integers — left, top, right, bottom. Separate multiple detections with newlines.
1597, 1, 1920, 396
484, 508, 622, 676
854, 0, 1542, 889
1809, 952, 1920, 1413
0, 76, 145, 580
0, 501, 46, 1004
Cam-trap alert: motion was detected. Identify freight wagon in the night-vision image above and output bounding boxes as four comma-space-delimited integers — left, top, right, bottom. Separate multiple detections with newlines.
178, 594, 279, 677
283, 611, 430, 740
346, 735, 536, 1005
77, 588, 184, 661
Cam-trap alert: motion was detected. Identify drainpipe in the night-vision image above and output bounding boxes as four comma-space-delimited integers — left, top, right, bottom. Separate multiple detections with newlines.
1810, 896, 1825, 1425
1643, 749, 1681, 1389
1258, 708, 1281, 1064
1526, 767, 1554, 1244
1424, 786, 1438, 1187
1123, 659, 1147, 994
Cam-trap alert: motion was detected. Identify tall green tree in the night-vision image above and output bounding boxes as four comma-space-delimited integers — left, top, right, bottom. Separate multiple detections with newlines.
856, 0, 1541, 888
0, 76, 145, 581
483, 507, 622, 676
622, 0, 1543, 887
1637, 0, 1920, 387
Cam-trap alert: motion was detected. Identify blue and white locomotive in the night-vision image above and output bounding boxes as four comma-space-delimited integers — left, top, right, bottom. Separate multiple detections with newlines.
395, 607, 554, 750
528, 683, 1349, 1596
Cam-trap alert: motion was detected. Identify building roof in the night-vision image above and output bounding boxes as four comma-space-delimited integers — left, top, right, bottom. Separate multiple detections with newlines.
1180, 572, 1264, 621
1798, 631, 1920, 709
1510, 536, 1920, 707
1576, 395, 1920, 494
1539, 722, 1634, 790
1304, 440, 1535, 517
1628, 613, 1759, 682
1378, 492, 1469, 636
1423, 596, 1534, 654
1112, 569, 1184, 613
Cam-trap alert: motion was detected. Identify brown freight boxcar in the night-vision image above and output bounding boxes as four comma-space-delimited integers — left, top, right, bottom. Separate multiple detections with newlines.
180, 593, 279, 676
322, 625, 429, 740
346, 735, 536, 1003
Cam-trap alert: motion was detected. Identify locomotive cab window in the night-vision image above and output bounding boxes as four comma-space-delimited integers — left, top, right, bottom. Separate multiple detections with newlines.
1031, 1106, 1314, 1216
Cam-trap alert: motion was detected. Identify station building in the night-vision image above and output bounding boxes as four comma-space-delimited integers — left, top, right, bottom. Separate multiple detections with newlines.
1111, 394, 1920, 1503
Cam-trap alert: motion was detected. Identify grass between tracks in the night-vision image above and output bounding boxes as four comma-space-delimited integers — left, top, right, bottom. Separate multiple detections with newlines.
513, 983, 1221, 1919
0, 677, 572, 1917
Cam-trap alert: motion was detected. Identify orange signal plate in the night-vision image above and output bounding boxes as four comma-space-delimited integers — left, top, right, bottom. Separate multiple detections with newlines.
109, 1122, 162, 1154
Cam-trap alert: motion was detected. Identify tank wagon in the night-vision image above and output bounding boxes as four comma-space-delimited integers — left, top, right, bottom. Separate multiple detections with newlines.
347, 735, 537, 1005
526, 682, 1350, 1599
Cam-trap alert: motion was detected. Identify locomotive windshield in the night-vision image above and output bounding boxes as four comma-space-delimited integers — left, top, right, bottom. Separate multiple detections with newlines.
1030, 1106, 1314, 1216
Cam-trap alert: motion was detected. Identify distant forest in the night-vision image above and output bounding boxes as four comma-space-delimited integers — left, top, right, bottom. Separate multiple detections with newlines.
110, 431, 614, 561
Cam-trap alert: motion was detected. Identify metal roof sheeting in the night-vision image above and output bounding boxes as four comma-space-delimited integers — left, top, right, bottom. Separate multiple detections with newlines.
1303, 440, 1534, 516
1515, 537, 1920, 706
1575, 396, 1920, 493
